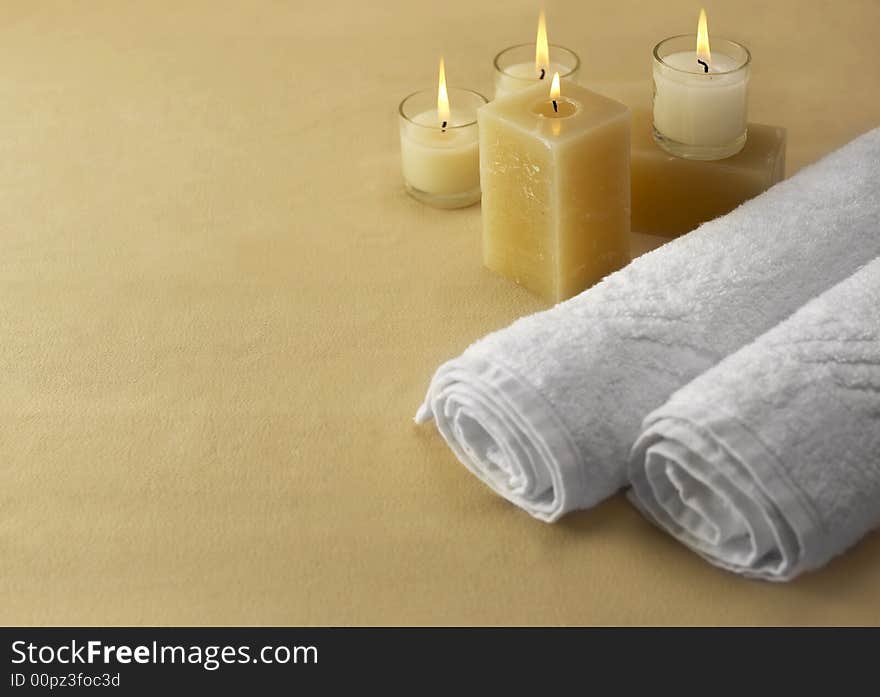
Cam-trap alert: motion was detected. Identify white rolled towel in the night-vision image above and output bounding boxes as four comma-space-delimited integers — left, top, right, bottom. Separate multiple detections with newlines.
415, 128, 880, 522
629, 257, 880, 580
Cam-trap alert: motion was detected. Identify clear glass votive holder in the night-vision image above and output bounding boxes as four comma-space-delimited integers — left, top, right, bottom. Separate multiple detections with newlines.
652, 35, 751, 160
493, 43, 580, 100
398, 87, 487, 209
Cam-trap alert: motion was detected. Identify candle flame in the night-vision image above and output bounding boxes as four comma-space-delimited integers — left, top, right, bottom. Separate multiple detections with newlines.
535, 9, 549, 78
696, 8, 711, 67
437, 57, 450, 125
550, 71, 561, 100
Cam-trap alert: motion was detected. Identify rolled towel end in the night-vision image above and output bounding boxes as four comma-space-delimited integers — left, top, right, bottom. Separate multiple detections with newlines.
628, 412, 823, 581
416, 354, 612, 522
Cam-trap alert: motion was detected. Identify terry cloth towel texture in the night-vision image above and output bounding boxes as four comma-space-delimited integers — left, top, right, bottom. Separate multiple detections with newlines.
415, 128, 880, 522
628, 257, 880, 580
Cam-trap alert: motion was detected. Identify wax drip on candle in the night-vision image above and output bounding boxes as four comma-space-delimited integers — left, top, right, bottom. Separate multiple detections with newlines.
696, 8, 711, 73
536, 9, 549, 80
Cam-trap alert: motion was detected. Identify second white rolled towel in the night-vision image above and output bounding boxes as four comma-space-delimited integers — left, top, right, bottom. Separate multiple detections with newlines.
416, 128, 880, 521
629, 257, 880, 580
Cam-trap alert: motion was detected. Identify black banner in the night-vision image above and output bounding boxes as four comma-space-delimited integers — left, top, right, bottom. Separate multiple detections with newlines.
1, 627, 874, 693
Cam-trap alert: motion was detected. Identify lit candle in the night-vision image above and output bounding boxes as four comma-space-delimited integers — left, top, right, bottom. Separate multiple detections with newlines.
493, 11, 580, 100
652, 9, 751, 160
398, 58, 487, 208
479, 75, 631, 302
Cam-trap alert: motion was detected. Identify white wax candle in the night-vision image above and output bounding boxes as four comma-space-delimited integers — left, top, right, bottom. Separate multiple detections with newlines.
398, 71, 486, 208
653, 50, 748, 148
493, 14, 579, 101
399, 109, 479, 196
494, 61, 571, 100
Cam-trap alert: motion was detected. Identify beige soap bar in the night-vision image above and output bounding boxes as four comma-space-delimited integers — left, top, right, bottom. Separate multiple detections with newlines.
631, 109, 786, 238
479, 80, 631, 303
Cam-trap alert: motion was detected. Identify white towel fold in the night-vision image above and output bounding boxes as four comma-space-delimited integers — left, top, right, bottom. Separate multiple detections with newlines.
416, 128, 880, 522
628, 257, 880, 580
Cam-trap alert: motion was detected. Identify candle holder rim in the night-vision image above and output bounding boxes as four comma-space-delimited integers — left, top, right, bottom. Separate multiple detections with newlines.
493, 42, 581, 80
398, 87, 488, 129
653, 34, 751, 75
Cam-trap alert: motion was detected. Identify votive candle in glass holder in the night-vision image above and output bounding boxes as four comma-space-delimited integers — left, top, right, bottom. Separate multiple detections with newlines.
652, 10, 750, 160
494, 43, 580, 100
398, 60, 487, 209
492, 11, 579, 100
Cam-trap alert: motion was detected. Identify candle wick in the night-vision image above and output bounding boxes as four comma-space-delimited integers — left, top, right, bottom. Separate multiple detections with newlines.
552, 99, 558, 113
441, 120, 447, 132
539, 68, 545, 80
697, 58, 709, 73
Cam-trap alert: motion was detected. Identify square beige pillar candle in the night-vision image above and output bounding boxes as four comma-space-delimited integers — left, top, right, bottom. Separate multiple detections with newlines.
631, 109, 786, 238
479, 79, 631, 303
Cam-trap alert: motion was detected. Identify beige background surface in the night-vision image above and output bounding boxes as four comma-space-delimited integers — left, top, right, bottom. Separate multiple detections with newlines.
2, 0, 879, 625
